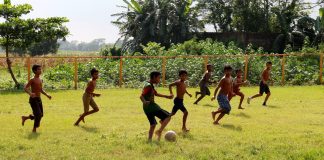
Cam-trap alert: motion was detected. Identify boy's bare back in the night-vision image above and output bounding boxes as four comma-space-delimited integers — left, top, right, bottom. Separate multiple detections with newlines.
219, 77, 232, 96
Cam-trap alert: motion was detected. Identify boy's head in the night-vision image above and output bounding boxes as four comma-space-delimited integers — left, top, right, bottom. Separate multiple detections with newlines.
32, 65, 42, 75
90, 68, 99, 79
266, 61, 272, 69
207, 64, 213, 72
179, 69, 188, 81
223, 65, 233, 75
150, 71, 161, 84
235, 69, 243, 77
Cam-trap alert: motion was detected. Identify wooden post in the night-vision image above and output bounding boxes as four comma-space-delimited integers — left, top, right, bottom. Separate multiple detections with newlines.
281, 55, 286, 85
204, 56, 209, 72
27, 57, 31, 81
74, 57, 78, 90
162, 57, 167, 86
320, 53, 323, 84
119, 57, 123, 87
244, 55, 249, 81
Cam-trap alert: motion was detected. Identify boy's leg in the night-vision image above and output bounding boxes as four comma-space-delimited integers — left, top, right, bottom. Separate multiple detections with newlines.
237, 92, 245, 109
212, 108, 223, 120
214, 113, 225, 125
148, 124, 156, 141
194, 94, 205, 104
155, 109, 171, 141
84, 99, 99, 116
182, 111, 189, 132
263, 92, 271, 106
29, 98, 43, 132
21, 114, 34, 126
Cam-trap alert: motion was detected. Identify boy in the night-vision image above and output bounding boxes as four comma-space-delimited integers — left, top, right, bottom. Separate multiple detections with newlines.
228, 69, 247, 109
169, 70, 192, 132
74, 68, 100, 126
211, 65, 234, 125
194, 64, 215, 105
140, 71, 173, 141
247, 61, 272, 106
22, 65, 52, 132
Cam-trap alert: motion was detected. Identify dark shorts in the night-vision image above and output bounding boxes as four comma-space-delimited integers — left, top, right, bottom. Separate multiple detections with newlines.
259, 81, 270, 94
217, 94, 231, 114
145, 108, 170, 125
171, 98, 187, 114
29, 97, 44, 128
199, 83, 210, 96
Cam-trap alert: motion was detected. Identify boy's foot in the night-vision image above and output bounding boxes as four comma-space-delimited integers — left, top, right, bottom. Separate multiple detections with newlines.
79, 114, 85, 123
238, 106, 245, 110
182, 128, 190, 132
155, 130, 162, 141
32, 128, 36, 132
262, 102, 267, 106
21, 116, 27, 126
213, 121, 220, 125
247, 97, 251, 104
193, 102, 198, 105
195, 92, 198, 99
211, 111, 216, 120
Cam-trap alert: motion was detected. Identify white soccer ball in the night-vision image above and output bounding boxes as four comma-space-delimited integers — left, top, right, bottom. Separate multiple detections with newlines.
164, 130, 177, 142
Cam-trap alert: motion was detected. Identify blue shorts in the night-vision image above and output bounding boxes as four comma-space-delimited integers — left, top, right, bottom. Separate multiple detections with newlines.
217, 94, 231, 114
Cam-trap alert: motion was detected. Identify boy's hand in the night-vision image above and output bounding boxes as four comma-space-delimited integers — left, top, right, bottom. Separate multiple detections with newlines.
30, 93, 36, 98
47, 95, 52, 100
95, 94, 101, 97
188, 93, 192, 98
143, 101, 150, 106
211, 96, 216, 101
167, 95, 174, 99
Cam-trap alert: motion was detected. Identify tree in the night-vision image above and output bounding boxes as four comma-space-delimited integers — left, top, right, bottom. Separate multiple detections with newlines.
0, 0, 69, 88
112, 0, 203, 53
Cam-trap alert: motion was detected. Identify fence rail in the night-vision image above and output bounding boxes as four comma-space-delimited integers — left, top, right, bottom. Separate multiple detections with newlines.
0, 53, 323, 89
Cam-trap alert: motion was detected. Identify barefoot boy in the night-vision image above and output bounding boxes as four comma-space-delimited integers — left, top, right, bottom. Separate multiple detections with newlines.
228, 69, 247, 109
74, 68, 100, 126
194, 64, 214, 105
211, 65, 234, 125
169, 70, 192, 132
140, 71, 172, 141
247, 61, 272, 106
22, 65, 51, 132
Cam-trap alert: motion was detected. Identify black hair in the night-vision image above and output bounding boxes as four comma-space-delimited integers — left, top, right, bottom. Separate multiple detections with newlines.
224, 65, 233, 71
90, 68, 99, 76
266, 61, 272, 65
179, 70, 188, 76
235, 69, 242, 74
32, 64, 41, 74
207, 64, 212, 68
150, 71, 161, 79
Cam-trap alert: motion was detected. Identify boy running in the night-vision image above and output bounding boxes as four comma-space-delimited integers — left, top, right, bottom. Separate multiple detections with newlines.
169, 70, 192, 132
211, 65, 234, 125
194, 64, 215, 105
140, 71, 173, 141
228, 69, 247, 109
22, 65, 52, 132
74, 68, 100, 126
247, 62, 272, 106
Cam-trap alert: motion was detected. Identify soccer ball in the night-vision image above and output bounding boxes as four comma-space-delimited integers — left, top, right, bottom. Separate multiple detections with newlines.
164, 130, 177, 142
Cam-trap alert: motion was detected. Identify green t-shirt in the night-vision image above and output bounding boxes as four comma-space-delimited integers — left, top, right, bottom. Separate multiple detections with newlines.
141, 81, 161, 113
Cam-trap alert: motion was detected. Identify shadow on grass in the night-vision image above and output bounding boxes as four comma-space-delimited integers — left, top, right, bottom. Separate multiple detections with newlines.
234, 112, 251, 119
203, 104, 215, 108
266, 105, 280, 109
27, 132, 40, 140
79, 125, 99, 133
221, 124, 243, 132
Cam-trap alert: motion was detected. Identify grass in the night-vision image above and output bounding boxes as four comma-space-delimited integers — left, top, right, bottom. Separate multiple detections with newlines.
0, 86, 324, 159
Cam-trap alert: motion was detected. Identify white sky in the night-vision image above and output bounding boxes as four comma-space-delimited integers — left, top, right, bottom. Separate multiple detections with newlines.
8, 0, 323, 43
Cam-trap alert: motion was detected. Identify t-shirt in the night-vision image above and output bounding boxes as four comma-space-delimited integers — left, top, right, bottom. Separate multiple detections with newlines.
141, 81, 160, 113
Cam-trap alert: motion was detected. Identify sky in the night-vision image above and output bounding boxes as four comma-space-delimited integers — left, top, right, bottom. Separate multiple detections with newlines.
7, 0, 324, 43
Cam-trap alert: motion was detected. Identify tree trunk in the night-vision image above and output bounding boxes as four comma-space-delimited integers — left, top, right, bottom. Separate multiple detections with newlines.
5, 41, 20, 89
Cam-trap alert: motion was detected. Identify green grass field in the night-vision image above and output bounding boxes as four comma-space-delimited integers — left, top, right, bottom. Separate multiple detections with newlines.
0, 86, 323, 159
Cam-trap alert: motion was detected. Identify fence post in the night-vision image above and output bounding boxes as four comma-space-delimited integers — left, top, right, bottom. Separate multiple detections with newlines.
27, 57, 31, 81
74, 57, 78, 90
162, 57, 167, 86
244, 55, 249, 81
119, 57, 123, 87
204, 56, 209, 72
320, 53, 323, 84
281, 55, 286, 85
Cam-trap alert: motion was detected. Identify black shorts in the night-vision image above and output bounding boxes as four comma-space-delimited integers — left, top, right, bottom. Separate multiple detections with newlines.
259, 81, 270, 94
171, 97, 187, 114
145, 109, 170, 125
29, 97, 44, 128
199, 83, 210, 96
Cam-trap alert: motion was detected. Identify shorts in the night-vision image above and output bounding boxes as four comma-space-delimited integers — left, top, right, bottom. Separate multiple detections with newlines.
145, 105, 170, 125
217, 94, 231, 114
259, 81, 270, 94
29, 97, 43, 128
171, 97, 187, 114
199, 82, 210, 96
83, 92, 99, 112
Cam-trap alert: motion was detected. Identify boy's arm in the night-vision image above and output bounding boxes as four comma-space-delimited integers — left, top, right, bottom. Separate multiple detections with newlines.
261, 70, 267, 84
140, 95, 150, 106
155, 92, 173, 99
24, 80, 35, 97
185, 90, 192, 97
41, 89, 51, 99
168, 81, 177, 96
211, 79, 223, 101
